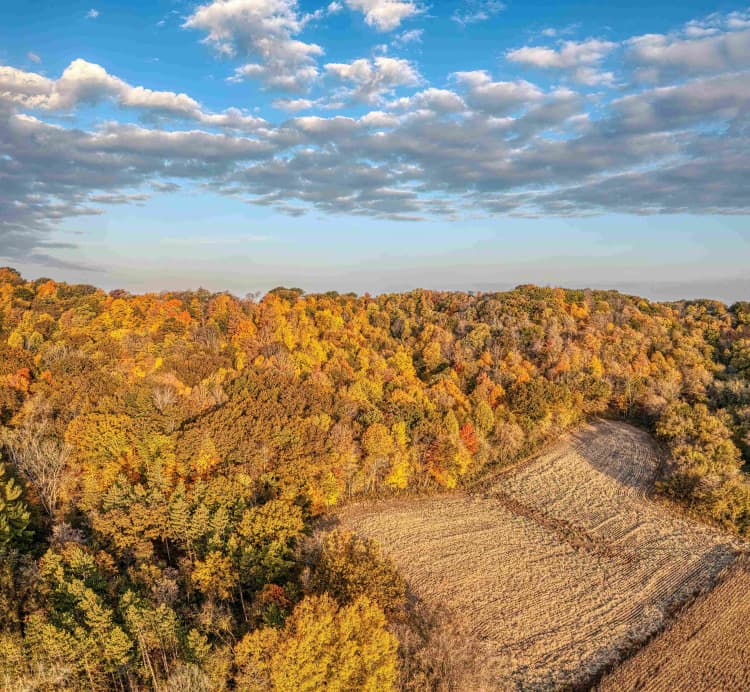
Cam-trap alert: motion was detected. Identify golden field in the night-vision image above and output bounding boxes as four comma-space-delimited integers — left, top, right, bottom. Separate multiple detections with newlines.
339, 421, 745, 690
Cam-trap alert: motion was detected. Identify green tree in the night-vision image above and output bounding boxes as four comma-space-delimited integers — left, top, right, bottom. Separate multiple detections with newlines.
231, 499, 306, 591
310, 530, 406, 619
0, 462, 31, 551
657, 402, 741, 476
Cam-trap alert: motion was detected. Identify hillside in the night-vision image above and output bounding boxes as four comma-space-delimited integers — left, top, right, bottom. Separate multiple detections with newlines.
339, 420, 745, 690
0, 268, 749, 689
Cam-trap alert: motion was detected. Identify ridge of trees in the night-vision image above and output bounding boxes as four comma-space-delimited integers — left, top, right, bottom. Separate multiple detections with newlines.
0, 266, 748, 688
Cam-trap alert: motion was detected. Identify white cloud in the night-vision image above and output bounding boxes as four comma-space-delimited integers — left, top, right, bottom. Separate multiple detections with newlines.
86, 8, 99, 19
229, 62, 320, 92
359, 109, 402, 127
508, 39, 615, 69
627, 28, 750, 82
197, 108, 268, 132
389, 88, 466, 113
290, 114, 359, 135
184, 0, 323, 91
120, 85, 203, 116
452, 1, 505, 27
0, 59, 199, 115
570, 67, 615, 86
344, 0, 422, 32
0, 60, 267, 133
272, 97, 315, 111
453, 71, 543, 113
450, 69, 492, 88
507, 39, 616, 85
325, 56, 420, 103
393, 28, 423, 46
27, 52, 41, 64
0, 65, 54, 107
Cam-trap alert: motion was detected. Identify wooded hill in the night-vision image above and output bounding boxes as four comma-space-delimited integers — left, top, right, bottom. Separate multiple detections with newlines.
0, 266, 748, 689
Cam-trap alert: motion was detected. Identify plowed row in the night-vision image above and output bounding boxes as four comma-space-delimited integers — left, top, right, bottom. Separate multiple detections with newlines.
598, 555, 750, 691
338, 420, 742, 690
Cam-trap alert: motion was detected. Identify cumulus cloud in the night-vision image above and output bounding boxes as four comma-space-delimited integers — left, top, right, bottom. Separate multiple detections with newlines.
507, 39, 615, 68
344, 0, 422, 32
0, 59, 267, 132
0, 60, 199, 115
358, 109, 402, 128
611, 71, 750, 133
627, 28, 750, 82
507, 39, 617, 85
86, 8, 99, 19
0, 65, 54, 108
4, 7, 750, 266
184, 0, 323, 91
389, 88, 466, 113
325, 56, 420, 103
453, 71, 543, 113
272, 97, 315, 112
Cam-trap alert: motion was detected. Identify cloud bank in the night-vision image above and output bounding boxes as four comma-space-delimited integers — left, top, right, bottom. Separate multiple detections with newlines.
2, 6, 750, 265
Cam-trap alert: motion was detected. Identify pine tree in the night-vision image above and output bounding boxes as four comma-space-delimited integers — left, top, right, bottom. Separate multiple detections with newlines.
0, 462, 31, 551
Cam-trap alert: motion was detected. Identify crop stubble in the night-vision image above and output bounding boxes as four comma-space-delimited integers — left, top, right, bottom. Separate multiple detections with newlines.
597, 554, 750, 691
338, 420, 743, 690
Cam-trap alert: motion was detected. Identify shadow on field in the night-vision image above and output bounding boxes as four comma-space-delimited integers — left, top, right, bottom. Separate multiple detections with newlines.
567, 420, 660, 494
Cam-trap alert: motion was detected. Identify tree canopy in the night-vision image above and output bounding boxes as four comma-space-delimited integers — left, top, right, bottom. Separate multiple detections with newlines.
0, 268, 748, 688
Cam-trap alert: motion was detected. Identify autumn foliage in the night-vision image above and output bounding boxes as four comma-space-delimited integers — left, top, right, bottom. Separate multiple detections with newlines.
0, 267, 748, 688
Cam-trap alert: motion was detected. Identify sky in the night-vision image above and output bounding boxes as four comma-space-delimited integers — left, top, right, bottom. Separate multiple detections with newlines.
1, 1, 750, 302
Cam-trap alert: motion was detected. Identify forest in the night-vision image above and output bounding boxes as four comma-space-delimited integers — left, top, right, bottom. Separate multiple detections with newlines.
0, 265, 749, 690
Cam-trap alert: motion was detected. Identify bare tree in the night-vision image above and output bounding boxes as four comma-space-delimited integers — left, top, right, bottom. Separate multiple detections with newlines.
208, 382, 227, 407
152, 384, 178, 413
3, 414, 69, 517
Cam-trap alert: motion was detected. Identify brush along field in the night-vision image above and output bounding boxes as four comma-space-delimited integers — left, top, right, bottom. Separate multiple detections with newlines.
597, 555, 750, 691
338, 420, 742, 690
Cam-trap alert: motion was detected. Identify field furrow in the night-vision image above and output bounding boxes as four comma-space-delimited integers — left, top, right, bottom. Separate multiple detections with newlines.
338, 420, 742, 690
598, 556, 750, 691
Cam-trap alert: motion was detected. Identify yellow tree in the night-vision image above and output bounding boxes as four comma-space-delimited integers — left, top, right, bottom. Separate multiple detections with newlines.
361, 423, 394, 494
234, 594, 398, 692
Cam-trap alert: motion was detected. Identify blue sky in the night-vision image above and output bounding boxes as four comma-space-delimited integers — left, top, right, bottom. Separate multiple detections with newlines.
1, 1, 749, 301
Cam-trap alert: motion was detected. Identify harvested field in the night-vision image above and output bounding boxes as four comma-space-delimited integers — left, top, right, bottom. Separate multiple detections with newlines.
598, 556, 750, 691
338, 420, 742, 690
